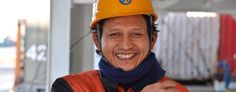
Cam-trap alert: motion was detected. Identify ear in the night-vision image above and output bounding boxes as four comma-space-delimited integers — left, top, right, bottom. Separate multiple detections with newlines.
92, 32, 101, 50
150, 31, 158, 49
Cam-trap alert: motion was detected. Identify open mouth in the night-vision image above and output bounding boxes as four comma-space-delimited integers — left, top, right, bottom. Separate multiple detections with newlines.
115, 53, 137, 60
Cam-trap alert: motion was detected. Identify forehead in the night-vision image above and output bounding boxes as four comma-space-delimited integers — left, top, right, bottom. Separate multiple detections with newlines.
103, 15, 147, 30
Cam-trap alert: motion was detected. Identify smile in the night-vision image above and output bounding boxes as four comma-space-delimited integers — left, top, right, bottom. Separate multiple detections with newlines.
115, 53, 137, 59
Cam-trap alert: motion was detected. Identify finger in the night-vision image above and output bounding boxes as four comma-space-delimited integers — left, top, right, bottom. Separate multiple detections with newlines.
165, 87, 179, 92
158, 87, 179, 92
160, 80, 177, 88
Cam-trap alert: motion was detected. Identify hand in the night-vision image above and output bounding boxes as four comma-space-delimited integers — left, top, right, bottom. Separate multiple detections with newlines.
141, 80, 179, 92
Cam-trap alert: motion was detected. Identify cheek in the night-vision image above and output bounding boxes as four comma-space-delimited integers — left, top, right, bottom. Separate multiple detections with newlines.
101, 39, 117, 62
137, 41, 149, 52
137, 38, 150, 50
101, 39, 115, 53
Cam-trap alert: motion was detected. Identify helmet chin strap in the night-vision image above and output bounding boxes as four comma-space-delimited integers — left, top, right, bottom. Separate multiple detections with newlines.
146, 15, 154, 53
95, 22, 112, 64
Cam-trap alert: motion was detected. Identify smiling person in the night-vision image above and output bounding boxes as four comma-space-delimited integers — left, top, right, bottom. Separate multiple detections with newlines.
51, 0, 189, 92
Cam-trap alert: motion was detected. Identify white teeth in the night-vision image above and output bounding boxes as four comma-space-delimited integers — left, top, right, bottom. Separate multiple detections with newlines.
116, 54, 135, 59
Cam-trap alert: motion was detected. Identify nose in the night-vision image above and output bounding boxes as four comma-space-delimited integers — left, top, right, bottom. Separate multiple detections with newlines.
119, 35, 134, 50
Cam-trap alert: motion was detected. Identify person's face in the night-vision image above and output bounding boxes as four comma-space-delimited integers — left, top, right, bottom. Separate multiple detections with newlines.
93, 15, 157, 71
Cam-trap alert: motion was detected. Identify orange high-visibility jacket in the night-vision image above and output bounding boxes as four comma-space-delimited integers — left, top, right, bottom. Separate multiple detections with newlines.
55, 70, 189, 92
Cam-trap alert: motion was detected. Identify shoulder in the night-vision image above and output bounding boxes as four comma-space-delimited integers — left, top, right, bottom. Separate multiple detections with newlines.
61, 70, 104, 91
160, 76, 189, 92
51, 70, 104, 92
51, 78, 74, 92
63, 70, 100, 81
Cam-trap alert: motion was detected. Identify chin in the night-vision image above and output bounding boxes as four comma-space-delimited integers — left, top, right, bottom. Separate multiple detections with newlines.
120, 66, 136, 71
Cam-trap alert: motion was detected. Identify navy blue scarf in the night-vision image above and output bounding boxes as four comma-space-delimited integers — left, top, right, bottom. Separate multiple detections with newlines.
99, 52, 165, 91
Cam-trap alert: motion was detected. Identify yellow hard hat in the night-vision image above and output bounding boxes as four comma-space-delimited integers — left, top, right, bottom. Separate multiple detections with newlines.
90, 0, 158, 29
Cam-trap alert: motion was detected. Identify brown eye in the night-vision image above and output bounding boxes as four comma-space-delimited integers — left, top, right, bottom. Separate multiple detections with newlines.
132, 33, 142, 38
109, 33, 120, 37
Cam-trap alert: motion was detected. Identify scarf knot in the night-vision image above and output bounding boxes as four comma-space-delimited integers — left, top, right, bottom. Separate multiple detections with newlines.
99, 52, 165, 91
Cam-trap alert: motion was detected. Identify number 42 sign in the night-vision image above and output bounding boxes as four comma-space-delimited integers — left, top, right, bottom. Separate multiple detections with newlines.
26, 44, 47, 62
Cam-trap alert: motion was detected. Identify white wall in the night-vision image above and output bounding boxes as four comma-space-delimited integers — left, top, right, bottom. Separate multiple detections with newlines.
70, 4, 94, 74
47, 0, 71, 91
73, 0, 93, 4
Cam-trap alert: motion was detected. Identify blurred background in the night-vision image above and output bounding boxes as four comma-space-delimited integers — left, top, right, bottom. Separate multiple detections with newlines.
0, 0, 236, 92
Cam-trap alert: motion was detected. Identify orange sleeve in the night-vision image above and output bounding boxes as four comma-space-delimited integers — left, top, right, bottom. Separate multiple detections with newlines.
176, 82, 189, 92
160, 77, 189, 92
